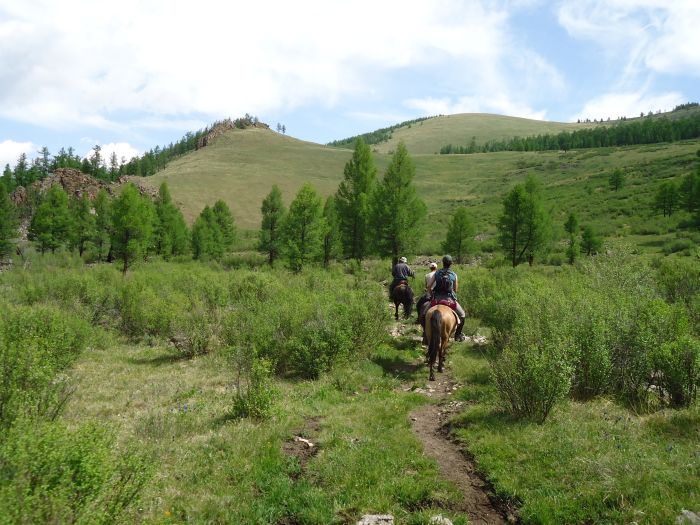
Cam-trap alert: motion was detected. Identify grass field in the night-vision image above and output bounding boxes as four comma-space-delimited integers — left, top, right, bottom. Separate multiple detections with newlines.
370, 113, 593, 155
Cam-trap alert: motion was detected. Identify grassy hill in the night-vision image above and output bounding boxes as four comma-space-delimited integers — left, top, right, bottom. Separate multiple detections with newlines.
369, 113, 593, 155
140, 121, 700, 256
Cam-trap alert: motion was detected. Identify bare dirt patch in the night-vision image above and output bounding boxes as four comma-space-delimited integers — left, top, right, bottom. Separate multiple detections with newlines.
409, 370, 513, 524
282, 416, 321, 478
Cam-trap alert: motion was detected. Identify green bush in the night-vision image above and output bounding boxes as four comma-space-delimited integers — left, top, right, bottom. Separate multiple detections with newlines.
653, 335, 700, 407
569, 301, 613, 400
0, 419, 147, 524
0, 305, 91, 426
231, 353, 278, 420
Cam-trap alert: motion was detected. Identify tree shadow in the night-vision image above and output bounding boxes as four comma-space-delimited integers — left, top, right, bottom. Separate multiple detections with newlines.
371, 354, 424, 381
127, 350, 188, 367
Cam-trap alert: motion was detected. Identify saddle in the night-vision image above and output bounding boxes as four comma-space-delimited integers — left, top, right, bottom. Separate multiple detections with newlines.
430, 298, 457, 310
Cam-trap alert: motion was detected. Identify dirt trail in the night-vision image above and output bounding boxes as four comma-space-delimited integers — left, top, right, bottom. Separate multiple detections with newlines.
392, 325, 511, 524
409, 373, 508, 524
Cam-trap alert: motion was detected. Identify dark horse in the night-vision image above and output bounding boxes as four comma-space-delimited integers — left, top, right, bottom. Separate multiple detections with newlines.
391, 280, 414, 320
425, 304, 459, 381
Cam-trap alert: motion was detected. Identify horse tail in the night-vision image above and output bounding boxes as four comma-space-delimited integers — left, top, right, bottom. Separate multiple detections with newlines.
404, 285, 414, 317
428, 309, 442, 364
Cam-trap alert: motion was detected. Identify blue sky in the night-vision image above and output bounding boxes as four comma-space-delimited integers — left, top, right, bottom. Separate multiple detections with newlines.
1, 0, 699, 167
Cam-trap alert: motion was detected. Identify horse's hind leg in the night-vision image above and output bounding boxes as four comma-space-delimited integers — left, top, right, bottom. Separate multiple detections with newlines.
437, 343, 444, 373
394, 303, 399, 321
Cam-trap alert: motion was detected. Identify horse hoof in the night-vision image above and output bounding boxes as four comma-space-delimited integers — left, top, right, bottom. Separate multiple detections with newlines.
437, 366, 444, 373
429, 374, 435, 381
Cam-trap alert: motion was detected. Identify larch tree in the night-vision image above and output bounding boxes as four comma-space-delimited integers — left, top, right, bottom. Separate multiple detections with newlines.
369, 142, 426, 265
441, 207, 475, 264
322, 195, 342, 267
28, 184, 73, 254
70, 194, 96, 256
335, 138, 377, 260
609, 168, 625, 191
655, 181, 679, 217
0, 184, 17, 258
155, 182, 189, 258
258, 185, 286, 265
110, 183, 154, 274
281, 183, 325, 272
191, 205, 224, 261
93, 189, 112, 262
581, 225, 602, 255
564, 212, 579, 264
212, 200, 237, 252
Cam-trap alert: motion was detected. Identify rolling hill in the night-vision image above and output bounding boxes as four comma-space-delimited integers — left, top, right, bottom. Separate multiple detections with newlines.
139, 113, 700, 255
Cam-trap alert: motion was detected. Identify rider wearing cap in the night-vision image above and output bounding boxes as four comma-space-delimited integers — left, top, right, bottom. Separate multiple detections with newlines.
389, 256, 415, 298
416, 261, 438, 325
423, 255, 467, 341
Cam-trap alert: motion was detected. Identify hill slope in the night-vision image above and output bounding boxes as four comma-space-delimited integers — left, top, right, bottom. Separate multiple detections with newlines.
365, 113, 592, 155
140, 124, 700, 256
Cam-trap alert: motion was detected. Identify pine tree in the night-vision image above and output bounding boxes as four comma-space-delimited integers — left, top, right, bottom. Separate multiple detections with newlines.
609, 168, 625, 191
497, 177, 551, 267
191, 205, 224, 260
369, 142, 426, 264
70, 194, 96, 256
679, 171, 700, 212
28, 185, 73, 253
335, 138, 377, 260
281, 183, 324, 271
93, 189, 112, 262
322, 195, 342, 267
14, 153, 28, 187
155, 183, 189, 258
655, 181, 679, 217
581, 225, 602, 255
441, 207, 475, 264
258, 185, 286, 265
0, 184, 17, 258
111, 183, 154, 274
212, 200, 237, 251
564, 212, 579, 264
1, 164, 13, 192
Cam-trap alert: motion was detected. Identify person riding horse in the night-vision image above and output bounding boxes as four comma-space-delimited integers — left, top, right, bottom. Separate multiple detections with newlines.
389, 256, 414, 298
420, 255, 466, 342
415, 262, 437, 324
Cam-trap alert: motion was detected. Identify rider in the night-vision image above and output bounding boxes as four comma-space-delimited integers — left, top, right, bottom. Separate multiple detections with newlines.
390, 256, 414, 298
416, 262, 437, 324
423, 255, 466, 342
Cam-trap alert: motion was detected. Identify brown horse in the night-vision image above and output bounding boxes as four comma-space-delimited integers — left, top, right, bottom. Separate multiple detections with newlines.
391, 281, 414, 320
425, 304, 459, 381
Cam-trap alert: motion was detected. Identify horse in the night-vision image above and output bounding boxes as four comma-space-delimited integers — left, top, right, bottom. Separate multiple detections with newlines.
425, 304, 459, 381
391, 280, 414, 321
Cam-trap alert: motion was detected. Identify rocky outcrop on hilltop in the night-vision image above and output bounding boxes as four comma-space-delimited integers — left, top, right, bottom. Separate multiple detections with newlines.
196, 116, 270, 149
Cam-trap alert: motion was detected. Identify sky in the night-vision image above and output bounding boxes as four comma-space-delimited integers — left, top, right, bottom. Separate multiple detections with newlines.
1, 0, 699, 167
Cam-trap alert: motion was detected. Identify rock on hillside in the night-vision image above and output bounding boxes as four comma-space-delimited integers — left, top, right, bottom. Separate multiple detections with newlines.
10, 168, 158, 206
196, 117, 270, 149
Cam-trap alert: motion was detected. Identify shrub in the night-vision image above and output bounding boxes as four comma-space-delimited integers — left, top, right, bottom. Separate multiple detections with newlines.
0, 419, 148, 524
653, 335, 700, 407
569, 301, 613, 400
231, 352, 278, 420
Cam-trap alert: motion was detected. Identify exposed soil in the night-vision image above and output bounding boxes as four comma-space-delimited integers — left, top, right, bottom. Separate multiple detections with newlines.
400, 328, 514, 524
282, 416, 321, 478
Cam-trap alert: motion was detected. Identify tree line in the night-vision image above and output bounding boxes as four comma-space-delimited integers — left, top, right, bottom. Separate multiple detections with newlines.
0, 181, 236, 274
327, 117, 435, 149
440, 113, 700, 154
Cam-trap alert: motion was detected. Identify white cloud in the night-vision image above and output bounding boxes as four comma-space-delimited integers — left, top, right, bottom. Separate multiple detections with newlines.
95, 143, 141, 164
572, 91, 684, 121
0, 0, 560, 132
405, 95, 547, 120
0, 140, 36, 168
557, 1, 700, 78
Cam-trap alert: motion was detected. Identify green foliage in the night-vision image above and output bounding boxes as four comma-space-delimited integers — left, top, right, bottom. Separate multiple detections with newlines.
609, 167, 625, 191
110, 184, 154, 274
580, 224, 602, 255
29, 184, 73, 254
0, 184, 17, 258
212, 199, 237, 251
678, 169, 700, 213
497, 177, 551, 267
441, 207, 475, 263
191, 205, 224, 261
231, 352, 278, 420
0, 304, 91, 426
322, 195, 342, 266
70, 194, 96, 256
654, 180, 679, 216
0, 419, 147, 524
155, 183, 189, 258
258, 185, 286, 265
370, 142, 426, 262
653, 335, 700, 407
281, 183, 325, 271
335, 138, 377, 260
92, 190, 112, 262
